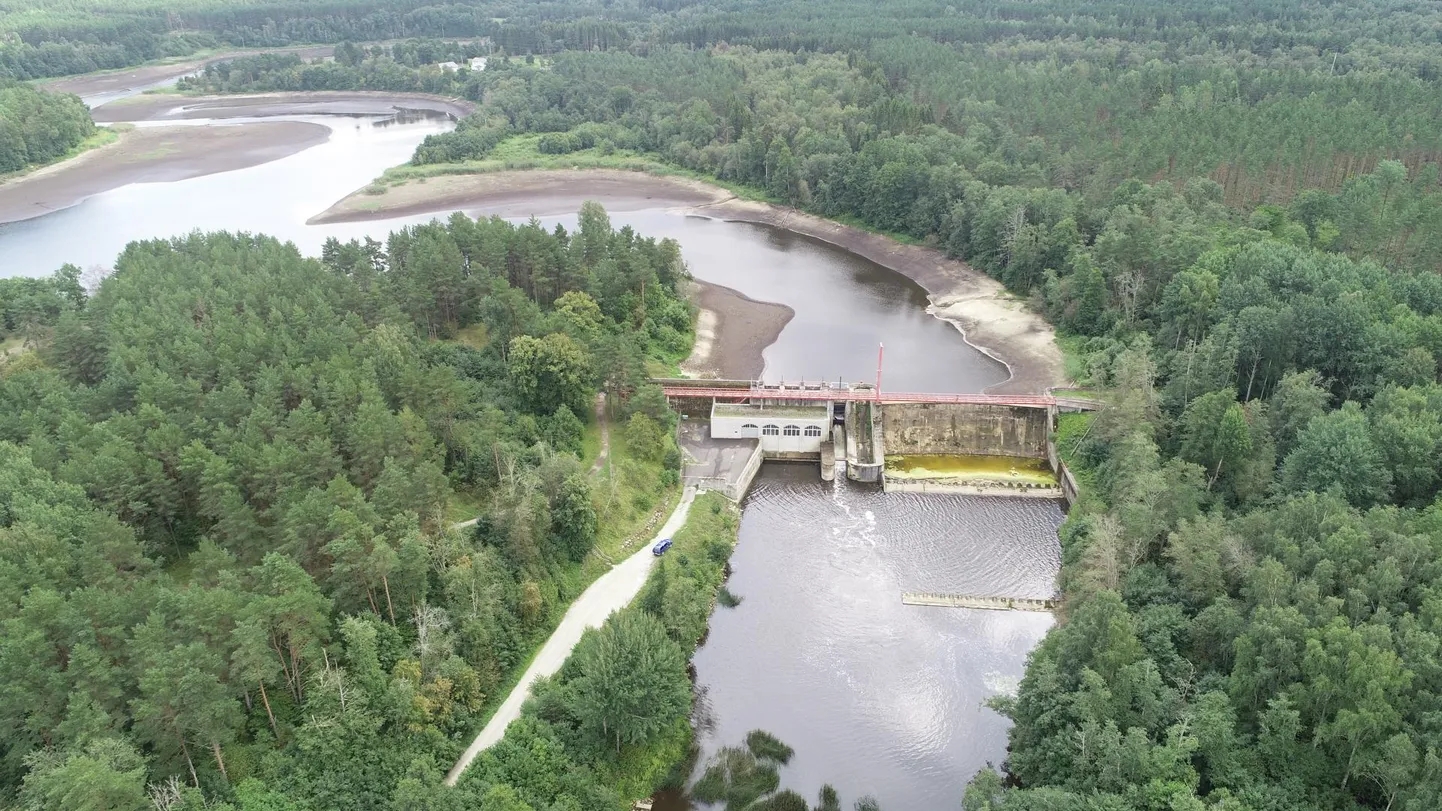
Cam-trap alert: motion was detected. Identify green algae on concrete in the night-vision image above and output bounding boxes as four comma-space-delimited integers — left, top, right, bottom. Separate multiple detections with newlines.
884, 454, 1057, 486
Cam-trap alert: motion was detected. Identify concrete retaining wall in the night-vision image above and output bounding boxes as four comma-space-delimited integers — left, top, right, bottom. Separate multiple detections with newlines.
882, 402, 1049, 458
845, 400, 884, 483
884, 479, 1063, 497
726, 445, 764, 502
1046, 437, 1081, 508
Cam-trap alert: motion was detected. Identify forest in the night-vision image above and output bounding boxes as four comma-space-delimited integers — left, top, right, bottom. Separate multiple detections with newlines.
390, 2, 1442, 808
0, 206, 710, 809
180, 41, 486, 96
0, 80, 96, 174
6, 0, 1442, 808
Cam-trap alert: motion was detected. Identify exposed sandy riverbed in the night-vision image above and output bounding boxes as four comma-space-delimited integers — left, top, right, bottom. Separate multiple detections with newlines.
92, 91, 474, 123
39, 46, 336, 101
682, 280, 794, 380
0, 122, 329, 225
313, 169, 1067, 394
0, 91, 470, 226
308, 169, 723, 224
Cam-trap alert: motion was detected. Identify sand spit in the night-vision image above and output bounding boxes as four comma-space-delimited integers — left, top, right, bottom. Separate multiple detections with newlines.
93, 91, 475, 124
308, 169, 726, 224
0, 122, 329, 225
682, 280, 795, 380
40, 47, 336, 103
315, 169, 1066, 394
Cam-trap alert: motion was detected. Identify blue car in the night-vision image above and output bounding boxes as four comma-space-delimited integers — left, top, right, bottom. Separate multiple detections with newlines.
652, 538, 673, 556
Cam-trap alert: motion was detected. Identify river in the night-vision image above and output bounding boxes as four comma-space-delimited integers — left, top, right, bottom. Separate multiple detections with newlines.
0, 101, 1060, 809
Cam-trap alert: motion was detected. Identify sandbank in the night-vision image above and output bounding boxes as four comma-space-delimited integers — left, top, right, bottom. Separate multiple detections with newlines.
0, 122, 329, 225
307, 169, 725, 224
313, 169, 1067, 394
40, 47, 335, 104
93, 91, 474, 124
682, 280, 794, 380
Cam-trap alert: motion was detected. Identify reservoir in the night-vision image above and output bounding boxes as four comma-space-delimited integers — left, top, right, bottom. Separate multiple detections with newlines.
0, 101, 1060, 808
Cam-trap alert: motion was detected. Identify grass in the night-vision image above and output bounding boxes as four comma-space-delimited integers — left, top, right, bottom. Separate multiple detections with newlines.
1054, 411, 1097, 492
586, 426, 681, 570
0, 126, 121, 185
451, 322, 488, 350
580, 419, 604, 470
1055, 333, 1093, 387
444, 487, 485, 525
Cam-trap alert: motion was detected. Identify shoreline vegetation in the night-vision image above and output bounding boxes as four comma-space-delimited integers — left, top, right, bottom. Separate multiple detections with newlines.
0, 124, 118, 185
312, 167, 1067, 394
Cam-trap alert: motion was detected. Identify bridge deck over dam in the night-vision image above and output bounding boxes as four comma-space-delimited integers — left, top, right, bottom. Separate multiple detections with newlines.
661, 378, 1095, 501
656, 379, 1097, 411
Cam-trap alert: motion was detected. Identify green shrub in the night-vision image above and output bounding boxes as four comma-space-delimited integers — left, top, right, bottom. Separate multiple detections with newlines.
745, 730, 794, 764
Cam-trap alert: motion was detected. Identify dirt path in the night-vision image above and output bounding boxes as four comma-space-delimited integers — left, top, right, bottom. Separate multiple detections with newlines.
587, 393, 611, 476
444, 487, 697, 786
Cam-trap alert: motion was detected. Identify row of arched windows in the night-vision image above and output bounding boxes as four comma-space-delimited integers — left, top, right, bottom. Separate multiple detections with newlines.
741, 424, 824, 437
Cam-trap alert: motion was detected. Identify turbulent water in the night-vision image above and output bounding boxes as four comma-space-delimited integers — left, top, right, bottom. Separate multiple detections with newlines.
662, 465, 1062, 810
0, 104, 1060, 810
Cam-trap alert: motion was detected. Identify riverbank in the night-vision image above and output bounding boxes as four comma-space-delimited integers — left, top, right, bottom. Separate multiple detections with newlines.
308, 168, 725, 224
311, 168, 1067, 394
92, 90, 475, 123
37, 46, 337, 103
0, 121, 330, 225
682, 280, 794, 380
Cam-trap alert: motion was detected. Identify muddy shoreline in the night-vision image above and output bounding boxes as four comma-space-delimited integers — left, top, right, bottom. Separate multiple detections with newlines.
313, 169, 1067, 394
0, 121, 330, 225
40, 46, 336, 103
93, 91, 475, 124
0, 91, 470, 226
682, 280, 794, 380
307, 170, 723, 224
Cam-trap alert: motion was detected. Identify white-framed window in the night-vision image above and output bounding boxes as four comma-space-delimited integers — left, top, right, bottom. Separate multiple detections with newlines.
804, 425, 823, 437
783, 425, 801, 436
762, 425, 780, 436
742, 423, 758, 432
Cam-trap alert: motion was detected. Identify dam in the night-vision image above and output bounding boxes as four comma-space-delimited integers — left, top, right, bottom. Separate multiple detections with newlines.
661, 378, 1093, 502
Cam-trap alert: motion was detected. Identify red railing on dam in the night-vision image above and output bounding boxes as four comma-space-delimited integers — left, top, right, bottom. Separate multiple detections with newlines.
660, 384, 1062, 408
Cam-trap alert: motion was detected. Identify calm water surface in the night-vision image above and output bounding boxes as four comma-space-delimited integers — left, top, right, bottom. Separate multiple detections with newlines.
0, 113, 1057, 807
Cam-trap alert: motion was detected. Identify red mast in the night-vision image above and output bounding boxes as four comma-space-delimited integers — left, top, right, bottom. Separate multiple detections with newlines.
875, 343, 884, 401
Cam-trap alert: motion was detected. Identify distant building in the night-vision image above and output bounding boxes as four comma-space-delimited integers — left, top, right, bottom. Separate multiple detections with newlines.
438, 61, 460, 72
469, 57, 488, 71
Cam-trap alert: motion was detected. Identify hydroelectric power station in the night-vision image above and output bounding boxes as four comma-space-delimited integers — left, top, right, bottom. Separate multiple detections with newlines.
659, 378, 1096, 504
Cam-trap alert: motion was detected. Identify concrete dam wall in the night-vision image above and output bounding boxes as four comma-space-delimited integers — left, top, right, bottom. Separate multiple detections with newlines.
882, 403, 1050, 459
